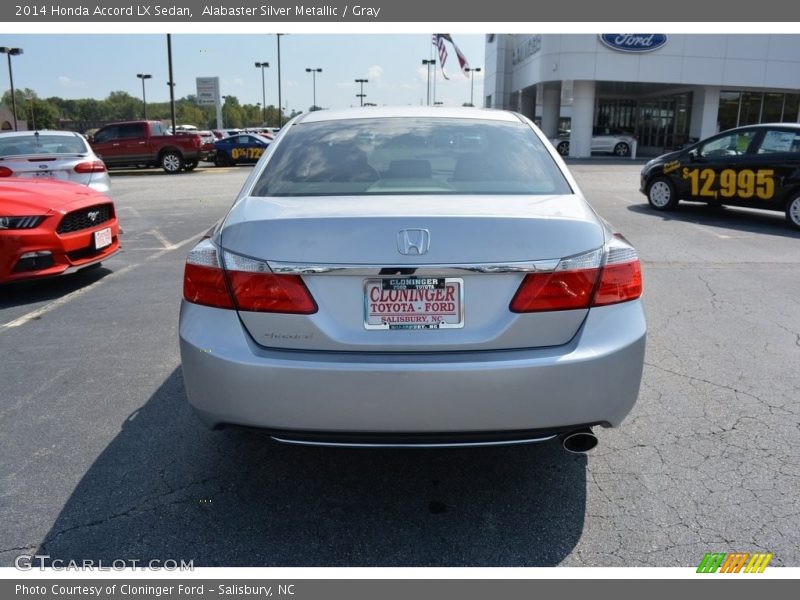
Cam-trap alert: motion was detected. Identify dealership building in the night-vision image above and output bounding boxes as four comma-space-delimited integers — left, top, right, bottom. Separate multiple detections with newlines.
484, 34, 800, 156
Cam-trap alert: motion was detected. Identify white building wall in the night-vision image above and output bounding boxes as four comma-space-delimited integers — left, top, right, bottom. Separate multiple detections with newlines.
490, 34, 800, 96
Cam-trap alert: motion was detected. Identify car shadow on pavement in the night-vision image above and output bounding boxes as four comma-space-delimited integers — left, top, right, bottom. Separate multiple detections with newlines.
627, 202, 800, 238
0, 266, 112, 310
36, 367, 588, 566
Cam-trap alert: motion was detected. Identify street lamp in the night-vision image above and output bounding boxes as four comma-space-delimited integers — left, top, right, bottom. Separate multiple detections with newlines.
464, 67, 482, 107
0, 47, 23, 131
276, 34, 286, 127
305, 68, 322, 110
136, 73, 152, 120
254, 61, 269, 125
421, 59, 435, 106
355, 78, 368, 107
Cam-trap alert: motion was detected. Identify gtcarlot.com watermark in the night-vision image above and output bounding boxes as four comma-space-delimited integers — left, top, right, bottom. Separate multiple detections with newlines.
14, 554, 194, 571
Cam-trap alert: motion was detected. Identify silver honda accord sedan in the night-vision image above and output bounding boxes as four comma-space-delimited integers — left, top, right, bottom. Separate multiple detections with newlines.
179, 107, 646, 452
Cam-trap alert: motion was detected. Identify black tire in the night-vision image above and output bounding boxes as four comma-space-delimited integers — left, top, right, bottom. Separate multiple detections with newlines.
214, 152, 231, 167
160, 151, 184, 174
614, 142, 630, 157
184, 161, 198, 172
556, 141, 569, 156
647, 177, 679, 211
786, 193, 800, 231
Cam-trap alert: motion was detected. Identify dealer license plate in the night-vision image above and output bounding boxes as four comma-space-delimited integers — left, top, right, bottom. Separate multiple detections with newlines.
364, 277, 464, 330
94, 227, 112, 249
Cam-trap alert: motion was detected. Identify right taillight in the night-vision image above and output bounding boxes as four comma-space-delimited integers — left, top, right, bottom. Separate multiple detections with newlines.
510, 235, 641, 313
593, 234, 642, 306
183, 239, 317, 314
74, 160, 107, 173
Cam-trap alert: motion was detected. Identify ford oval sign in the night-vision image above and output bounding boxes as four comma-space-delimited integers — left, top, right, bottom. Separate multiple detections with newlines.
600, 34, 668, 53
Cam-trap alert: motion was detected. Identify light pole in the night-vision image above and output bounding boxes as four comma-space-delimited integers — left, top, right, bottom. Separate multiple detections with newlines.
166, 34, 176, 134
136, 73, 152, 120
465, 67, 482, 107
305, 68, 322, 110
421, 59, 435, 106
222, 95, 235, 129
255, 61, 269, 125
0, 47, 23, 131
276, 34, 284, 127
26, 93, 35, 130
355, 78, 368, 107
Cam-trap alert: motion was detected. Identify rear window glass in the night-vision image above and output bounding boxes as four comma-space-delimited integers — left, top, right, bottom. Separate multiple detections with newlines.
251, 117, 571, 196
0, 134, 88, 156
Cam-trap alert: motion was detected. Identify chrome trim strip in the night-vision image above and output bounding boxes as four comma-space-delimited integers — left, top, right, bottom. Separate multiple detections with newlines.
268, 259, 560, 276
271, 434, 557, 449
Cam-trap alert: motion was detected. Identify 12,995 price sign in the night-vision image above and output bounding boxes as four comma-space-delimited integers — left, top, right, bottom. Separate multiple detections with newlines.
682, 168, 775, 200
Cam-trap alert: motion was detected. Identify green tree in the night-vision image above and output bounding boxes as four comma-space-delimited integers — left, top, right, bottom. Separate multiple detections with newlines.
105, 91, 141, 120
2, 88, 59, 129
222, 96, 243, 128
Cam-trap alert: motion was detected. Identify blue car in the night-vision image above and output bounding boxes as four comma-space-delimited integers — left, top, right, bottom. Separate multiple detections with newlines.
212, 134, 271, 167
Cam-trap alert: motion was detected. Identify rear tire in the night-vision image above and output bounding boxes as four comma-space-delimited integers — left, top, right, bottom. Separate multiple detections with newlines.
556, 141, 569, 156
786, 194, 800, 230
614, 142, 630, 157
161, 151, 184, 174
647, 177, 679, 211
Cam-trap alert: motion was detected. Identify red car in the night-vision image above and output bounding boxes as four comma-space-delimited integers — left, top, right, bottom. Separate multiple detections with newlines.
0, 179, 120, 284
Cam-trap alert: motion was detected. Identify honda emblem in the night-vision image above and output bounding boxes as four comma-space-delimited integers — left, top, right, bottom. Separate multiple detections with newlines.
397, 229, 430, 256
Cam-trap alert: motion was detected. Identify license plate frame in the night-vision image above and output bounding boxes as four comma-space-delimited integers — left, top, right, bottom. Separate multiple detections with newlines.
93, 227, 112, 250
363, 277, 464, 330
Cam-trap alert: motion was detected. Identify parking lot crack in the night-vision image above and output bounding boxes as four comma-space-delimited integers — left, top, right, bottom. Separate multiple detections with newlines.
39, 475, 225, 552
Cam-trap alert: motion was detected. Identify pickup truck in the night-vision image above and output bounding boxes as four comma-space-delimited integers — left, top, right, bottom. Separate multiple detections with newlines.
88, 120, 208, 173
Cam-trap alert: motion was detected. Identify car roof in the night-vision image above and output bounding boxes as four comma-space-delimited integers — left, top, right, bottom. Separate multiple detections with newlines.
729, 123, 800, 131
296, 106, 523, 124
0, 130, 81, 138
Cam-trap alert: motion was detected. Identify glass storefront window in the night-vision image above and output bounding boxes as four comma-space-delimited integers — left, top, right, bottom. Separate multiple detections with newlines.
739, 92, 763, 126
762, 93, 784, 123
783, 94, 800, 123
718, 91, 740, 131
719, 91, 800, 130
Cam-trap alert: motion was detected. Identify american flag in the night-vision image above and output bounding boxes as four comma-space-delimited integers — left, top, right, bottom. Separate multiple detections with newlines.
433, 34, 449, 77
433, 34, 470, 79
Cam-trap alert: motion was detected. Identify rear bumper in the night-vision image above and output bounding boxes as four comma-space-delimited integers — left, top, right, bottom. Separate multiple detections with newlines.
179, 300, 646, 434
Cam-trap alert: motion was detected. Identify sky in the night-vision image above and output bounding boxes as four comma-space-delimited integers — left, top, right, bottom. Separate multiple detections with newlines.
0, 34, 486, 113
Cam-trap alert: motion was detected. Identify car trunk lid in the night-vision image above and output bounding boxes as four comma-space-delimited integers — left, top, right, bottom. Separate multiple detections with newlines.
220, 194, 605, 352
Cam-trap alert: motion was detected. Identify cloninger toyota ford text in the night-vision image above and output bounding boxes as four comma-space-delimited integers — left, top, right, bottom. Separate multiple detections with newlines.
179, 107, 646, 453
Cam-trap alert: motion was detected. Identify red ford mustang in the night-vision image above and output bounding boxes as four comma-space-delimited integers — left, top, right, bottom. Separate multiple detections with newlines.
0, 178, 120, 284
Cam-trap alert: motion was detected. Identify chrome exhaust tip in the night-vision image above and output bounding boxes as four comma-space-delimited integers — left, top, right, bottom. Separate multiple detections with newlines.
561, 427, 598, 454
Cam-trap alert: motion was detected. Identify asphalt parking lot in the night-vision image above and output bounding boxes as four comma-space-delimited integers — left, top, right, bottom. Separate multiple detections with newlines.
1, 163, 798, 567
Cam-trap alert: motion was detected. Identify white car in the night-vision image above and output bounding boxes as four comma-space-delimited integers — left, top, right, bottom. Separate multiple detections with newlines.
551, 127, 636, 157
0, 130, 111, 195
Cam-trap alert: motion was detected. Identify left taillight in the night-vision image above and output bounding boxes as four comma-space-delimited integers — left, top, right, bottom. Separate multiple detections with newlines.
182, 239, 317, 314
183, 238, 234, 309
74, 160, 107, 174
510, 234, 642, 313
0, 166, 13, 177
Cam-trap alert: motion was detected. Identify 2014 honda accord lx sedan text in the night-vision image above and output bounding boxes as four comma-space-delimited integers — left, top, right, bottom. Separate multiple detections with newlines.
179, 107, 646, 453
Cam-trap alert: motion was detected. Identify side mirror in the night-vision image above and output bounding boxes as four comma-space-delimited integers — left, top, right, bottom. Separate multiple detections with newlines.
85, 135, 94, 143
687, 149, 698, 162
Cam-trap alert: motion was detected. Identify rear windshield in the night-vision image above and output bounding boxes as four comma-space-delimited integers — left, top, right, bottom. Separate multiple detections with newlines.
0, 134, 88, 156
251, 117, 571, 196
